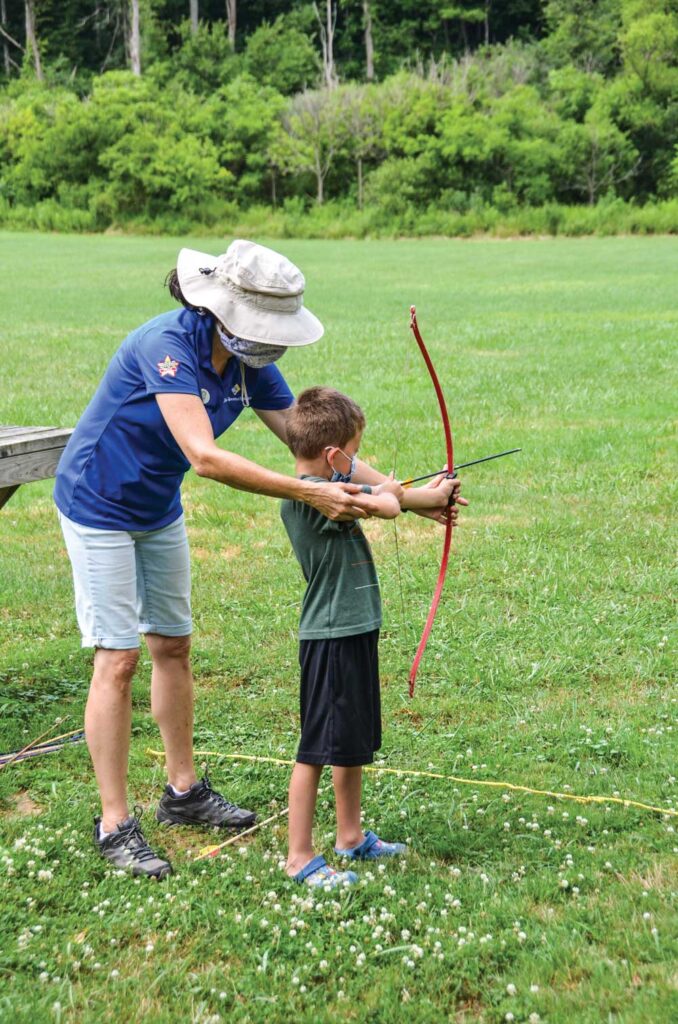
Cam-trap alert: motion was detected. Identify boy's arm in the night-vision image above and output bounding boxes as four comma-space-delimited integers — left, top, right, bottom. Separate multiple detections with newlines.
355, 488, 400, 520
353, 457, 467, 517
401, 475, 463, 510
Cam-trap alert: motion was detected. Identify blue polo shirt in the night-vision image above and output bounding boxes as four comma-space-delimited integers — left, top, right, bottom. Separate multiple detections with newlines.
54, 308, 294, 531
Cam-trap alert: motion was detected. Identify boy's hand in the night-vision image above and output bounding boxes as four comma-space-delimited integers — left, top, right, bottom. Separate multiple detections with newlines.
372, 473, 405, 505
402, 473, 469, 522
427, 475, 463, 508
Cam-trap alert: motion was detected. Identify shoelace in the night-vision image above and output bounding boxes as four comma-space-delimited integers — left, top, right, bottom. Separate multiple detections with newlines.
113, 809, 158, 864
197, 775, 239, 813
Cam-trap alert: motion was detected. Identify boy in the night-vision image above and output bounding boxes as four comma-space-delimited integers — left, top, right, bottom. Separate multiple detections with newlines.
280, 387, 459, 887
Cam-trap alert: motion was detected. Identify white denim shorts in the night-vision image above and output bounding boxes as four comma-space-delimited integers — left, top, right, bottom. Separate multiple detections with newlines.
58, 511, 192, 649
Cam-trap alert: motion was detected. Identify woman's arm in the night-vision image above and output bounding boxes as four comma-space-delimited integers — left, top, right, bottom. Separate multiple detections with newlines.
253, 407, 289, 445
155, 394, 370, 521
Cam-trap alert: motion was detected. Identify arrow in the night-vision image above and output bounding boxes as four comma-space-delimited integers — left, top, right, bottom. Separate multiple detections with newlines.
401, 448, 521, 487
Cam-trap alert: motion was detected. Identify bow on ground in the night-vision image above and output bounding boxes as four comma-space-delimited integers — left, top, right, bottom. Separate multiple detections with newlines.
408, 305, 454, 697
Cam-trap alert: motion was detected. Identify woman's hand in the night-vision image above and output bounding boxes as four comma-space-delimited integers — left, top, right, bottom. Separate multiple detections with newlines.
304, 481, 371, 521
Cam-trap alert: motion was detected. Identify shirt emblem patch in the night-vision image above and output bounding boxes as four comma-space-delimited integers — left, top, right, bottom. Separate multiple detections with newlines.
157, 355, 180, 378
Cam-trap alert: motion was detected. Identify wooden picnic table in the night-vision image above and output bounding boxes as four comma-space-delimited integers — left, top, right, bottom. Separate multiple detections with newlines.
0, 426, 73, 510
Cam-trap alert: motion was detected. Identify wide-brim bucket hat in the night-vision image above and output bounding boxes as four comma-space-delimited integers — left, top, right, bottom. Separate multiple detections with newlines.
177, 239, 324, 347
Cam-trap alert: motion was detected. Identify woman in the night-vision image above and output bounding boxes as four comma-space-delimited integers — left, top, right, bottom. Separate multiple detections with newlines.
54, 239, 457, 879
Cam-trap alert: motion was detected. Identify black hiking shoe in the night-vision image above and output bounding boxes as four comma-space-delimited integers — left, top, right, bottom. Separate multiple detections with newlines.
156, 774, 257, 829
93, 808, 172, 880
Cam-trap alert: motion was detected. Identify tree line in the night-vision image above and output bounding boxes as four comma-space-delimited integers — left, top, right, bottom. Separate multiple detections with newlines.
0, 2, 676, 235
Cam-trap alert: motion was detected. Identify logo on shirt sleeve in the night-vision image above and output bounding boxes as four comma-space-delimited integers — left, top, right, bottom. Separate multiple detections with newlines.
157, 355, 180, 378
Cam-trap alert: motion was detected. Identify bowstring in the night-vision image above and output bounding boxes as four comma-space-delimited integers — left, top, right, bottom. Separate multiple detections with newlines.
392, 321, 416, 654
392, 438, 407, 623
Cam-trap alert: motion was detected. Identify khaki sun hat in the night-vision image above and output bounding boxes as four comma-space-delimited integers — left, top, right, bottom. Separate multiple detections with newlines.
176, 239, 324, 347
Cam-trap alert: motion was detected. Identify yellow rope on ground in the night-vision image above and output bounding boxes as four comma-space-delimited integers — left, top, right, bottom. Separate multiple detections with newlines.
146, 749, 676, 818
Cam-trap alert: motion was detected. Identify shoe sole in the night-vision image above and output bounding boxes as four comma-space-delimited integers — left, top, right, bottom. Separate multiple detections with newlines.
135, 864, 173, 880
94, 846, 173, 880
156, 810, 257, 830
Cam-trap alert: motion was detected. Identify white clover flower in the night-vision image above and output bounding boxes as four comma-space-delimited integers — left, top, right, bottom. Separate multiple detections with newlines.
506, 983, 517, 996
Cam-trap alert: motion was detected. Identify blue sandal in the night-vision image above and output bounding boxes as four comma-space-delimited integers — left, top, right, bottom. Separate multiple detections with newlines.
335, 830, 407, 860
292, 854, 358, 888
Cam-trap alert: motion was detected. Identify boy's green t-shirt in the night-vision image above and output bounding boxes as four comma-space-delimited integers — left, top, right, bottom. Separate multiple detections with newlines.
280, 475, 382, 640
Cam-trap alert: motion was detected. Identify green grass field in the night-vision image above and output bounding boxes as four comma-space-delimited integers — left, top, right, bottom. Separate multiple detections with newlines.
0, 232, 676, 1024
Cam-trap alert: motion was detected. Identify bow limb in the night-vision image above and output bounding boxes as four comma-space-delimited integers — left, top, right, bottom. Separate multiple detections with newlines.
408, 306, 454, 698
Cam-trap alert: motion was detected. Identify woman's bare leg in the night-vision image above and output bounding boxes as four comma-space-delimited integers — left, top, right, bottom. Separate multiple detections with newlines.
85, 648, 138, 832
146, 633, 197, 793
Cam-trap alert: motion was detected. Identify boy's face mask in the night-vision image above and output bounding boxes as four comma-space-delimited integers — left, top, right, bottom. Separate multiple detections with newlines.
216, 324, 287, 368
325, 446, 356, 483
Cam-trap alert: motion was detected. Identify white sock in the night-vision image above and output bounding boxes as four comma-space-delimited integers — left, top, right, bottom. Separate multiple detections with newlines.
98, 822, 112, 841
169, 783, 191, 798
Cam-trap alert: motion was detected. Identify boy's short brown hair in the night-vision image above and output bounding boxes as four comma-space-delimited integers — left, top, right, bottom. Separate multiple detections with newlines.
286, 386, 365, 459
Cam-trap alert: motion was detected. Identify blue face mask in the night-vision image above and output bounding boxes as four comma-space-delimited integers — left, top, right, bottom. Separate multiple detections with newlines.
326, 447, 356, 483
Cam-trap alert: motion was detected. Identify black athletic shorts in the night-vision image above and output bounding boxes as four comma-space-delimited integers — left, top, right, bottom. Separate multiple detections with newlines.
297, 629, 381, 767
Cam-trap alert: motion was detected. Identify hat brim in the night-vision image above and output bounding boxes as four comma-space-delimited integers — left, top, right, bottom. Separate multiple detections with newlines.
177, 247, 324, 347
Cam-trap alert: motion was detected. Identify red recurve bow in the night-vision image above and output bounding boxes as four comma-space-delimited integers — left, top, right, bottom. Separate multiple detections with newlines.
408, 306, 455, 698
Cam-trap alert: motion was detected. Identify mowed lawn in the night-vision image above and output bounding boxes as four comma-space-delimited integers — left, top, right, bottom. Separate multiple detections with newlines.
0, 232, 675, 1024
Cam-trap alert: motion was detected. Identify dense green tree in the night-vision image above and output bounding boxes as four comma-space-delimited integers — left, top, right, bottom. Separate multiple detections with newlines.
205, 74, 286, 201
243, 14, 319, 94
544, 0, 622, 74
149, 18, 240, 92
